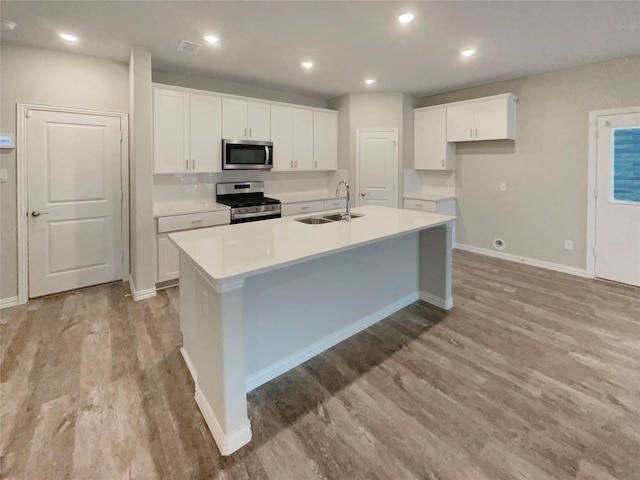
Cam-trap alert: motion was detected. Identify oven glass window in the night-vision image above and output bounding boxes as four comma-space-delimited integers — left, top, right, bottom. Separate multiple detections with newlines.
228, 145, 268, 165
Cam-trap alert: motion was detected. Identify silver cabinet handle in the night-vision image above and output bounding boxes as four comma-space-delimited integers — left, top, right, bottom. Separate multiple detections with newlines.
192, 159, 195, 170
475, 128, 478, 137
470, 128, 473, 137
314, 160, 318, 168
295, 160, 298, 168
441, 159, 444, 167
31, 211, 49, 217
185, 159, 189, 170
290, 160, 293, 168
249, 128, 252, 137
244, 128, 247, 137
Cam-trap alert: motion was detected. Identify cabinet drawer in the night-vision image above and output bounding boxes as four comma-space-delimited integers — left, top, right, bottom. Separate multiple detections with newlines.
281, 200, 325, 216
403, 199, 437, 212
324, 198, 347, 210
157, 210, 230, 233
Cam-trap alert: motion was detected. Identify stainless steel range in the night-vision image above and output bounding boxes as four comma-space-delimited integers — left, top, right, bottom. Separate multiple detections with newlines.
216, 181, 281, 224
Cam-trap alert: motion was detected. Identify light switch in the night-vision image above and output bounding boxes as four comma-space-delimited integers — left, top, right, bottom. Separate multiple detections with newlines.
0, 169, 7, 183
500, 182, 507, 192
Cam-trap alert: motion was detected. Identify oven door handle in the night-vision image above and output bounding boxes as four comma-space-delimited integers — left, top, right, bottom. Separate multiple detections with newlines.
265, 146, 270, 165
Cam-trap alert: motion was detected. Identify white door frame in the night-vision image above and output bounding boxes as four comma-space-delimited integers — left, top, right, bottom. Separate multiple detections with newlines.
586, 105, 640, 278
16, 103, 129, 305
355, 128, 399, 207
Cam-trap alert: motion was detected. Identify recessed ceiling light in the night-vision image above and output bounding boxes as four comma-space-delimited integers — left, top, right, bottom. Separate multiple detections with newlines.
301, 61, 313, 69
204, 35, 219, 44
365, 78, 375, 85
398, 13, 414, 24
461, 49, 476, 57
59, 32, 78, 42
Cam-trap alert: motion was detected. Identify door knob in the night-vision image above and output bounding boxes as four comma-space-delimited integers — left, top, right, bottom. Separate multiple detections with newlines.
360, 193, 365, 197
31, 211, 49, 217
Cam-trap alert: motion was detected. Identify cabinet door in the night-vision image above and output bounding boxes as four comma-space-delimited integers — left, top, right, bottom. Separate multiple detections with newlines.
270, 105, 294, 171
154, 88, 190, 173
190, 94, 222, 173
473, 98, 510, 140
247, 101, 271, 140
313, 111, 338, 170
222, 98, 248, 139
293, 108, 313, 170
446, 103, 475, 142
157, 233, 179, 282
414, 107, 455, 170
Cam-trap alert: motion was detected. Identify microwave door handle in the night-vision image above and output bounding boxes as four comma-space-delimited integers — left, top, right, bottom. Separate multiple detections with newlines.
265, 146, 270, 165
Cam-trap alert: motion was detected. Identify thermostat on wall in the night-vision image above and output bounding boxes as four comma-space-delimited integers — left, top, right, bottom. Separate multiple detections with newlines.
0, 135, 15, 149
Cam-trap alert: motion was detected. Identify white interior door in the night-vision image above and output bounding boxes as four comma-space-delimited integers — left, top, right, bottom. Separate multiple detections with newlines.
595, 111, 640, 286
357, 129, 398, 207
27, 109, 123, 298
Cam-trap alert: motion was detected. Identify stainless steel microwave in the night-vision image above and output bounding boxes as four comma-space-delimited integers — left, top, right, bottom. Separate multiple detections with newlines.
222, 139, 273, 170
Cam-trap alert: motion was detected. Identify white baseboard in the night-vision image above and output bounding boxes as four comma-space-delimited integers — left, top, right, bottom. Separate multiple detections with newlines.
128, 277, 157, 301
194, 385, 252, 456
455, 243, 590, 278
0, 296, 19, 310
180, 347, 197, 383
245, 292, 419, 392
419, 291, 453, 310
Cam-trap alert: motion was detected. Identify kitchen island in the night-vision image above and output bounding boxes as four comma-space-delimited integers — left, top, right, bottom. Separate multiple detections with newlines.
170, 205, 455, 455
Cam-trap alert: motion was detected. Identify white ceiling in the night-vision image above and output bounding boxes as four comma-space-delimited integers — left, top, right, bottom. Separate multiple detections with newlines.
1, 1, 639, 100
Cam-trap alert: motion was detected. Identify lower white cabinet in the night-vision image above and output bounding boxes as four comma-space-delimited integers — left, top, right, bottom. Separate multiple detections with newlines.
403, 197, 456, 216
156, 210, 230, 283
281, 197, 347, 216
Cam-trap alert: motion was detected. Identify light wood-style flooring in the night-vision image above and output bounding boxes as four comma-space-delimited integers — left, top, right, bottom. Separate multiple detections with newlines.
1, 250, 639, 480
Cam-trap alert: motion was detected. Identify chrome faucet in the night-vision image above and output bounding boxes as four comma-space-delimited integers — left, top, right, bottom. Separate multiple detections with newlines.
335, 180, 351, 221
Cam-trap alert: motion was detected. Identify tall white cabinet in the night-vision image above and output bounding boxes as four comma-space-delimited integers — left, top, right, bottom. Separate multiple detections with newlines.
153, 88, 222, 173
414, 106, 455, 170
313, 111, 338, 170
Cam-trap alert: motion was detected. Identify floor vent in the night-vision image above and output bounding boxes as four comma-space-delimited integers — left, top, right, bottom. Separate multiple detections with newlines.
177, 40, 202, 54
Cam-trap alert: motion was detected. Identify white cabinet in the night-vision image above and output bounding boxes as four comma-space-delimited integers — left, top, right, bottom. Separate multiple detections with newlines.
156, 210, 230, 283
281, 200, 325, 216
294, 109, 314, 170
154, 88, 222, 174
403, 197, 456, 216
222, 98, 270, 141
271, 106, 313, 171
446, 94, 517, 142
414, 106, 455, 170
313, 111, 338, 170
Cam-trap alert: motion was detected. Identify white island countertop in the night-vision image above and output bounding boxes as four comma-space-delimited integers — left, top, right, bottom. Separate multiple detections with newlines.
169, 205, 455, 284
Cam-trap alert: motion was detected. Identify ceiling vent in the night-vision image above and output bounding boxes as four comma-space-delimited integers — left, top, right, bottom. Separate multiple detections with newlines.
177, 40, 202, 54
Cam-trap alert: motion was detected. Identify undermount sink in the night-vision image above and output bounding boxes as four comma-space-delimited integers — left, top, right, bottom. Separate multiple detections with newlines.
295, 213, 364, 224
321, 213, 364, 222
295, 217, 334, 225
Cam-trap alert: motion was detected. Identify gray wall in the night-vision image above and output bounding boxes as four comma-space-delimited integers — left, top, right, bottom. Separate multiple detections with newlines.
329, 92, 415, 206
152, 70, 328, 109
129, 48, 155, 295
417, 54, 640, 270
0, 44, 129, 300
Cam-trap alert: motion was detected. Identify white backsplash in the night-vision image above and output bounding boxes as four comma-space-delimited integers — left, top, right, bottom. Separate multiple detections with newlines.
153, 169, 349, 204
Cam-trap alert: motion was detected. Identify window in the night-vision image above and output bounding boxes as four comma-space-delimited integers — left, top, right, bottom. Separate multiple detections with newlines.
612, 127, 640, 203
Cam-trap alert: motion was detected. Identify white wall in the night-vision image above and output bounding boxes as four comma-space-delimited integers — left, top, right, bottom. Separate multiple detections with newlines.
0, 44, 129, 300
417, 54, 640, 270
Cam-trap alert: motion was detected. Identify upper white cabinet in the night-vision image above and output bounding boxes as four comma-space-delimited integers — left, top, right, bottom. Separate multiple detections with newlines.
270, 105, 294, 170
313, 110, 338, 170
446, 93, 517, 142
154, 88, 222, 174
294, 108, 314, 170
414, 106, 455, 170
222, 98, 270, 141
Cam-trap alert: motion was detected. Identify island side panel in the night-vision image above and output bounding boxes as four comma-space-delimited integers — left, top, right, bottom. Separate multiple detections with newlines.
242, 233, 420, 391
418, 222, 454, 310
178, 252, 251, 456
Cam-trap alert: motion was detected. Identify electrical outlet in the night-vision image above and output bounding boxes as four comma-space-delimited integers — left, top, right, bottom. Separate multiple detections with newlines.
0, 169, 7, 183
500, 182, 507, 192
564, 240, 574, 251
